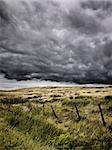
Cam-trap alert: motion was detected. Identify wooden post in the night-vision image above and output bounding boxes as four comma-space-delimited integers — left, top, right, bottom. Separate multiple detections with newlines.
43, 104, 45, 115
98, 104, 106, 126
51, 105, 59, 120
75, 105, 81, 120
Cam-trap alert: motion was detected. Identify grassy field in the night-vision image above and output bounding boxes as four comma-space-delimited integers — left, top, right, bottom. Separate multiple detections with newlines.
0, 86, 112, 149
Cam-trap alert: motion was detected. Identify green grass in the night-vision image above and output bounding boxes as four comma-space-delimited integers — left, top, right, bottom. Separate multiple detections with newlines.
0, 122, 52, 150
0, 87, 112, 149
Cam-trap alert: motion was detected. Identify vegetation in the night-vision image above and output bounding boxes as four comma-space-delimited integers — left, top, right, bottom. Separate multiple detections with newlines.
0, 87, 112, 149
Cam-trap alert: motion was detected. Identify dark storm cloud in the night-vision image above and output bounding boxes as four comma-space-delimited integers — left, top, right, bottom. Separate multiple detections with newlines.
0, 0, 112, 84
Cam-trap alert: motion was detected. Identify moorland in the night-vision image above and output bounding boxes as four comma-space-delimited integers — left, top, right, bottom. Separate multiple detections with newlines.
0, 86, 112, 149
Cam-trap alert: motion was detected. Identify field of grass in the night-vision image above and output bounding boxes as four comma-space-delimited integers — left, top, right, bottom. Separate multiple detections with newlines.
0, 86, 112, 149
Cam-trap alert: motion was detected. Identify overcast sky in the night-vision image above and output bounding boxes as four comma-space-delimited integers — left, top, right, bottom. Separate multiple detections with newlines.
0, 0, 112, 86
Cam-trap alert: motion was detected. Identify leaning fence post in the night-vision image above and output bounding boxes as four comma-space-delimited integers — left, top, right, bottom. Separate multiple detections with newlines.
51, 105, 59, 120
98, 104, 106, 126
75, 105, 81, 120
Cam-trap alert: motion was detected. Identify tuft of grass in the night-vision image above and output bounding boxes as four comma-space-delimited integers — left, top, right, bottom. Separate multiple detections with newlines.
62, 97, 90, 107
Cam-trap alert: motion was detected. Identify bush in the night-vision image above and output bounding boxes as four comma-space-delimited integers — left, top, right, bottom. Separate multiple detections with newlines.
105, 96, 112, 101
0, 98, 28, 104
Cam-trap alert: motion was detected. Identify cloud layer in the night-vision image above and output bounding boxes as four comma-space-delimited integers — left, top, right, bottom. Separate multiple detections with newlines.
0, 0, 112, 84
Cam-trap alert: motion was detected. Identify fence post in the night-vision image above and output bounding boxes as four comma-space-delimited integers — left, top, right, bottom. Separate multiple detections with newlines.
43, 104, 45, 115
51, 105, 59, 120
75, 105, 81, 120
98, 104, 106, 126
